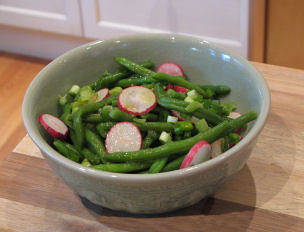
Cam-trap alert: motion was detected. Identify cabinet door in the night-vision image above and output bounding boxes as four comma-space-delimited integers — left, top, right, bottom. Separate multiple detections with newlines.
80, 0, 250, 57
0, 0, 82, 36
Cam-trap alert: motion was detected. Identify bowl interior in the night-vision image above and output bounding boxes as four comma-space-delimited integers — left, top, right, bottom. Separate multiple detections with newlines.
23, 33, 269, 178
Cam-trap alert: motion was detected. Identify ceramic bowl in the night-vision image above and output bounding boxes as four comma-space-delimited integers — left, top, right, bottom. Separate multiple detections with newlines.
22, 33, 270, 214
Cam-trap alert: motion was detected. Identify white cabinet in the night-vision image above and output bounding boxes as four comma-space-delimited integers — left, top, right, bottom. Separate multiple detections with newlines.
0, 0, 82, 36
0, 0, 251, 58
80, 0, 250, 57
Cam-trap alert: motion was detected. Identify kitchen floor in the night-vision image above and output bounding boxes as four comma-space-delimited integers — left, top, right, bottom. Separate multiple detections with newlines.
0, 51, 49, 162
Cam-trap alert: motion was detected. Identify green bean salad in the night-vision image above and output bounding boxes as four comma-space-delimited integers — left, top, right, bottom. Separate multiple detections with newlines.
39, 57, 257, 174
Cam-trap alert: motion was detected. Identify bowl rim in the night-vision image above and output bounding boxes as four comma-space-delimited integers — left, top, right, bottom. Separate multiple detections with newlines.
22, 33, 270, 183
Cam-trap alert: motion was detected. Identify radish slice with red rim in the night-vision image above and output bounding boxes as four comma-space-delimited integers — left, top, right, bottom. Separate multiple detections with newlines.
156, 62, 186, 93
118, 86, 157, 115
180, 140, 211, 169
39, 114, 68, 140
96, 88, 109, 102
211, 139, 222, 159
173, 85, 187, 93
156, 62, 185, 76
105, 122, 142, 153
171, 110, 184, 121
228, 111, 242, 119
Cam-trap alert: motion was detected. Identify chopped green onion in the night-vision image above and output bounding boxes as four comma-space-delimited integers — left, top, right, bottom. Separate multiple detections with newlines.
187, 89, 197, 98
184, 96, 194, 103
167, 115, 178, 123
185, 101, 202, 112
58, 94, 67, 106
81, 158, 91, 167
69, 85, 80, 96
109, 86, 123, 95
159, 131, 172, 144
102, 105, 113, 111
195, 118, 209, 133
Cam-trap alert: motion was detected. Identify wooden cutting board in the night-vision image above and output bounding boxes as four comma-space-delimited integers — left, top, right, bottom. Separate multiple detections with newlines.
1, 62, 304, 232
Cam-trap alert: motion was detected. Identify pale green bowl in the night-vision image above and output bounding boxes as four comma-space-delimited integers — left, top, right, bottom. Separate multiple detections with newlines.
22, 34, 270, 214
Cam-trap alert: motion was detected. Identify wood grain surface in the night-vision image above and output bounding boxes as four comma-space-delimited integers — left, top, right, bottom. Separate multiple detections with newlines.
1, 56, 304, 231
266, 0, 304, 69
0, 52, 49, 162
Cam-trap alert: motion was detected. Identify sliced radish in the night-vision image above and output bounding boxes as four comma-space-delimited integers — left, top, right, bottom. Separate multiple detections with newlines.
228, 111, 244, 134
173, 85, 187, 93
105, 122, 142, 153
96, 88, 109, 102
171, 110, 184, 121
228, 111, 242, 119
211, 139, 222, 159
180, 140, 211, 169
156, 62, 186, 93
39, 114, 68, 140
156, 62, 185, 76
118, 86, 156, 115
171, 110, 199, 123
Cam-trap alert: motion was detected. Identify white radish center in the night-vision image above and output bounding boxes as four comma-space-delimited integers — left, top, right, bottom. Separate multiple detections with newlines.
43, 114, 67, 135
97, 88, 109, 102
106, 123, 141, 153
211, 139, 222, 158
228, 111, 242, 119
190, 144, 211, 166
119, 87, 155, 114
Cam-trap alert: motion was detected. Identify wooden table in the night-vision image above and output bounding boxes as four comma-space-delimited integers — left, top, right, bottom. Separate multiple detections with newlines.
0, 62, 303, 232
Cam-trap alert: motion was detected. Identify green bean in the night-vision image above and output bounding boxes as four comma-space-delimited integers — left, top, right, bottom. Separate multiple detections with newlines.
96, 122, 114, 138
69, 129, 81, 152
159, 96, 224, 125
84, 127, 106, 162
151, 106, 164, 113
140, 83, 155, 89
92, 162, 151, 173
162, 154, 186, 172
140, 113, 158, 122
109, 107, 134, 121
118, 60, 154, 72
183, 131, 192, 139
60, 104, 73, 128
195, 119, 209, 133
154, 83, 224, 125
109, 86, 122, 95
96, 121, 193, 135
148, 157, 168, 173
159, 109, 170, 122
116, 76, 157, 88
84, 114, 106, 123
142, 130, 158, 149
102, 111, 257, 162
115, 57, 154, 76
200, 85, 231, 96
138, 170, 149, 174
90, 60, 154, 91
90, 72, 126, 91
81, 158, 92, 167
73, 96, 115, 148
153, 72, 210, 98
53, 140, 82, 162
166, 89, 186, 100
98, 108, 114, 121
81, 148, 101, 165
